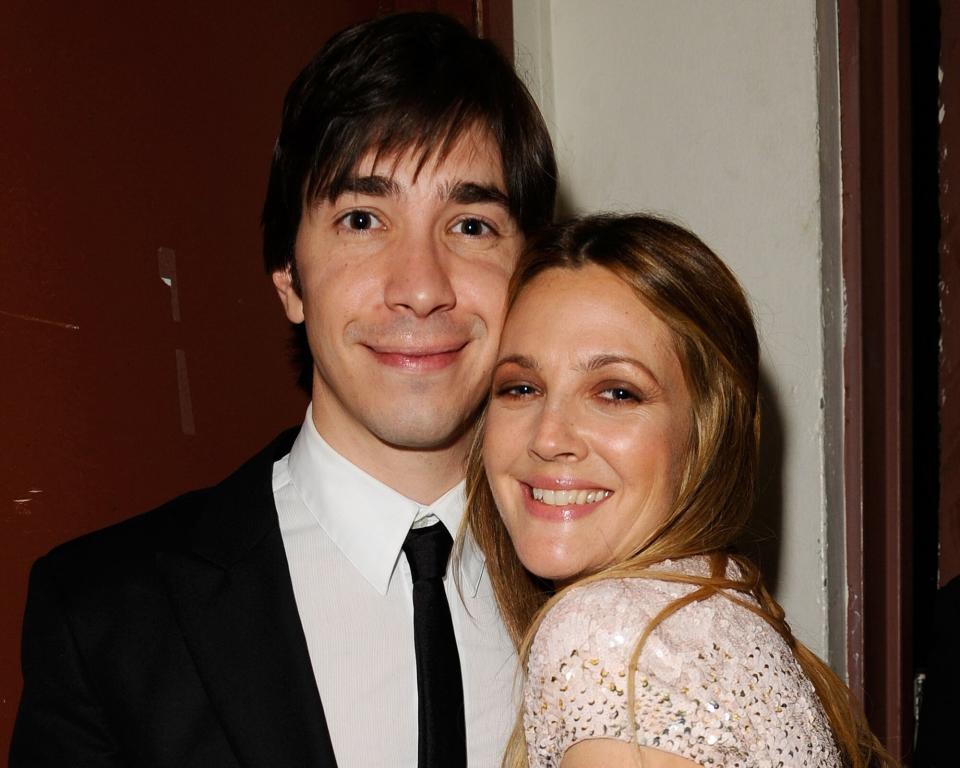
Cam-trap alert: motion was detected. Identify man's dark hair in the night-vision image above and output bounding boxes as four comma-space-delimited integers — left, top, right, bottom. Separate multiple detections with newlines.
261, 12, 557, 277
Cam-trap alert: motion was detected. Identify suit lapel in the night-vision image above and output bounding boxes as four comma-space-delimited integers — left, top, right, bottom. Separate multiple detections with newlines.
159, 430, 338, 768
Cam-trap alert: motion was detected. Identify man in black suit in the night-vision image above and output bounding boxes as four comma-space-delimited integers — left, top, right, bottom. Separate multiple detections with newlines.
11, 13, 556, 767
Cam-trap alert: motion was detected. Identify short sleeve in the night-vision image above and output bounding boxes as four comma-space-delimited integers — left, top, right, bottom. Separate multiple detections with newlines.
522, 574, 842, 768
523, 579, 673, 766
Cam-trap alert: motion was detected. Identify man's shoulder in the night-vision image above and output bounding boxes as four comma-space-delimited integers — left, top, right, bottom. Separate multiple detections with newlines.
38, 426, 301, 582
42, 487, 211, 571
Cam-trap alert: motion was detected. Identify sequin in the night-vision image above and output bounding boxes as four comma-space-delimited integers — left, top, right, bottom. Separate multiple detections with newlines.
523, 557, 841, 767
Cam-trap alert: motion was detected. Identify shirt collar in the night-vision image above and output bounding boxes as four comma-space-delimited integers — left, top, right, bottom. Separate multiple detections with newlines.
287, 406, 485, 596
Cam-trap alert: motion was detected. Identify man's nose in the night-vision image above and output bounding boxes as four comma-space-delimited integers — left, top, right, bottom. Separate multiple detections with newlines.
383, 229, 457, 317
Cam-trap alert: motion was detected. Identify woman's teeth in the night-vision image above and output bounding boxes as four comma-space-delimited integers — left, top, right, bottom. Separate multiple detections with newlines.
530, 488, 612, 506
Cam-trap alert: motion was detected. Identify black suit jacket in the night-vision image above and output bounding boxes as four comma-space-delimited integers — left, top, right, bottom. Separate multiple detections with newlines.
10, 429, 339, 768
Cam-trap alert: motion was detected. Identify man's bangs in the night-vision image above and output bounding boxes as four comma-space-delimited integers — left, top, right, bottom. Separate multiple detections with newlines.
304, 103, 494, 204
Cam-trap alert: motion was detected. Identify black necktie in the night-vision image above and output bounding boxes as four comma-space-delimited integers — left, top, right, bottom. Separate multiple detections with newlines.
402, 523, 467, 768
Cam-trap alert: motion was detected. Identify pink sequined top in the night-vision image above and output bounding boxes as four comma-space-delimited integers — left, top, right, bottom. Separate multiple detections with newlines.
524, 558, 842, 767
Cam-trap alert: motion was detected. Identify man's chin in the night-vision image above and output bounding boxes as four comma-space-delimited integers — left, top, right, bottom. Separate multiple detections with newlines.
368, 405, 478, 453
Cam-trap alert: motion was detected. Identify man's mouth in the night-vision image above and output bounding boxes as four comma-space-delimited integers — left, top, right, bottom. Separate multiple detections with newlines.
365, 341, 469, 371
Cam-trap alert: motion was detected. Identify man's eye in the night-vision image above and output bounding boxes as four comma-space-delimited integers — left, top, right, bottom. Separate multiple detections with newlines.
453, 217, 492, 236
340, 210, 381, 231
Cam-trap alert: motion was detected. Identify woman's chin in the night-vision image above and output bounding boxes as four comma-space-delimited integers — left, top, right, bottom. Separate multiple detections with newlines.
516, 547, 584, 584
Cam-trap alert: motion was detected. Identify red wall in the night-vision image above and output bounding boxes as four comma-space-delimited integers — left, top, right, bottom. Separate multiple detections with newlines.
0, 0, 487, 756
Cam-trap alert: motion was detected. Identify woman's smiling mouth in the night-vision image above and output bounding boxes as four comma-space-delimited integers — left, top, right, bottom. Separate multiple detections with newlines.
530, 487, 612, 505
522, 482, 614, 521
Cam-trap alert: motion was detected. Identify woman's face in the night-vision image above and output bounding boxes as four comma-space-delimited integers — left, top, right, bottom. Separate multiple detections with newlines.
483, 264, 692, 581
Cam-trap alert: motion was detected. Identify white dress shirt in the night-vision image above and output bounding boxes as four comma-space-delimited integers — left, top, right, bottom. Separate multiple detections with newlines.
272, 407, 517, 767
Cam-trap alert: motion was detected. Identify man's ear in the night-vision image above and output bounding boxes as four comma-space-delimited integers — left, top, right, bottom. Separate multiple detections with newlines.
272, 266, 305, 324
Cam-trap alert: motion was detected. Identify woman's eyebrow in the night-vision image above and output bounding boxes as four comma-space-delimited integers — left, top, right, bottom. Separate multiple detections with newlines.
495, 353, 539, 370
578, 354, 661, 386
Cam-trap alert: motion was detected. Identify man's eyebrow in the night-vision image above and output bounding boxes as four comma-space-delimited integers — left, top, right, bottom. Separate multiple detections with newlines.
495, 353, 539, 371
443, 181, 510, 208
337, 175, 402, 198
579, 354, 661, 387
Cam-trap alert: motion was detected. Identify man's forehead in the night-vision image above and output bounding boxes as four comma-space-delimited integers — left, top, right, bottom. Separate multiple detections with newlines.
349, 128, 506, 190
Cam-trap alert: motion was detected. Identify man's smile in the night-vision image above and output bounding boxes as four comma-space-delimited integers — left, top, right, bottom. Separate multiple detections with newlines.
364, 341, 470, 371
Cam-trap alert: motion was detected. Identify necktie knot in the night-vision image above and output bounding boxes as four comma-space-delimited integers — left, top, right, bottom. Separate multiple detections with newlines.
402, 523, 453, 582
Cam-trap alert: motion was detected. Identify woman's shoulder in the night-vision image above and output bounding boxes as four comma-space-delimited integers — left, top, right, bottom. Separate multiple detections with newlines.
533, 576, 668, 653
529, 557, 717, 667
523, 577, 644, 767
539, 557, 704, 621
524, 558, 842, 768
524, 560, 718, 766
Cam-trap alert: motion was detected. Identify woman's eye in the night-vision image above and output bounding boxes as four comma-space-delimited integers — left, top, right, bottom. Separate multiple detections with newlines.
453, 217, 493, 237
339, 210, 382, 231
598, 387, 641, 403
496, 383, 538, 398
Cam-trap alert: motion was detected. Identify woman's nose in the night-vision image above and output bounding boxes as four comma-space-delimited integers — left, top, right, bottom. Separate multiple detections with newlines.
527, 403, 588, 463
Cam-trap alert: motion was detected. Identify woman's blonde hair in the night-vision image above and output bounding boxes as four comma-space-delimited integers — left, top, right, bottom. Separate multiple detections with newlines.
461, 214, 893, 768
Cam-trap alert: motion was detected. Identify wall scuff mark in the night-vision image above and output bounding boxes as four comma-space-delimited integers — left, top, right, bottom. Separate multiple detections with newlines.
175, 349, 196, 435
0, 308, 79, 331
158, 247, 181, 322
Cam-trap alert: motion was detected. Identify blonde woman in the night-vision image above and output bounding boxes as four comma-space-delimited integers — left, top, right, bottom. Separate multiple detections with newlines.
464, 215, 893, 768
